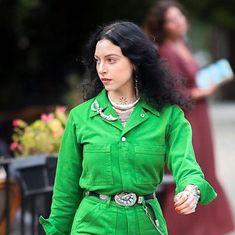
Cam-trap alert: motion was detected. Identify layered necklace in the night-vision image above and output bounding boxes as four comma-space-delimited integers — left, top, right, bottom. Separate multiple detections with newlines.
107, 93, 140, 111
107, 93, 140, 127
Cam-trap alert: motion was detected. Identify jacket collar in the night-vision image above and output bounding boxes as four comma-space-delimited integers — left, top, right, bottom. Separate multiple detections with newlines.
89, 89, 111, 118
139, 98, 160, 117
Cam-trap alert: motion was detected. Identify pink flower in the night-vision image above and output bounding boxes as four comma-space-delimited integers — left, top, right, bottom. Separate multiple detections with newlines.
10, 142, 18, 151
56, 106, 66, 113
12, 119, 25, 127
41, 113, 54, 123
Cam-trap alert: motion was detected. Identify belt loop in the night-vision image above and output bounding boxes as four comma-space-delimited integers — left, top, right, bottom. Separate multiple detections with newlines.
84, 190, 89, 197
153, 192, 157, 200
99, 193, 111, 206
138, 196, 144, 204
105, 195, 111, 207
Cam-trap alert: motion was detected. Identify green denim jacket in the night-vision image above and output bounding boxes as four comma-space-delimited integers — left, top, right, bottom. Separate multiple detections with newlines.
39, 89, 217, 234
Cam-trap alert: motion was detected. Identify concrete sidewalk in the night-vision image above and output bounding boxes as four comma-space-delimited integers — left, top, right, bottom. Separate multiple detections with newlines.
208, 101, 235, 235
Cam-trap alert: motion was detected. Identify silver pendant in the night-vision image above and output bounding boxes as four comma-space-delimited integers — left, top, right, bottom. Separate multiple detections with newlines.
91, 100, 118, 121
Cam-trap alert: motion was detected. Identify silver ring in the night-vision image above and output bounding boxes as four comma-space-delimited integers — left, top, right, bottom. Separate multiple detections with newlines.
185, 191, 190, 198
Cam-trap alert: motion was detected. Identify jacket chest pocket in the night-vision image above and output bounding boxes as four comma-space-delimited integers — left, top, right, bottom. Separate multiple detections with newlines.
134, 145, 165, 184
82, 144, 113, 185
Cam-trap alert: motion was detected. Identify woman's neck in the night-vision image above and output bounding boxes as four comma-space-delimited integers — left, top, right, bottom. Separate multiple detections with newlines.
164, 36, 194, 63
108, 89, 137, 106
164, 36, 184, 46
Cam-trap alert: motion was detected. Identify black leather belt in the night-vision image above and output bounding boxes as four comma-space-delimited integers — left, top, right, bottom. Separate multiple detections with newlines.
85, 191, 156, 207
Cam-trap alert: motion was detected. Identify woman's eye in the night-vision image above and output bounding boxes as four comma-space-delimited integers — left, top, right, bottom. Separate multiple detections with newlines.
94, 58, 100, 64
108, 58, 116, 64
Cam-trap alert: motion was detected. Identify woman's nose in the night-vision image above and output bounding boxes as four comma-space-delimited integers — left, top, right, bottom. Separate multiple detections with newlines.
97, 62, 107, 74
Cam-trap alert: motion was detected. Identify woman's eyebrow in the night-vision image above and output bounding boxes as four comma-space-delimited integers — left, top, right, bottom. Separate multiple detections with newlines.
94, 53, 122, 58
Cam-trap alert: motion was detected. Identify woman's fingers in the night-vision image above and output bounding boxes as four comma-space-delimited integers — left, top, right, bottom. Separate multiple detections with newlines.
178, 199, 197, 214
174, 191, 198, 214
174, 191, 188, 206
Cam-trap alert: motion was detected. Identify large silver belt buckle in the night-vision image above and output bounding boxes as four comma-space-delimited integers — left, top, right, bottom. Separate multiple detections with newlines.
114, 192, 137, 207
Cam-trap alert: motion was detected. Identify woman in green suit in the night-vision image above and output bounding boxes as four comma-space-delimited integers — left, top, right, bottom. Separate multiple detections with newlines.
39, 21, 217, 235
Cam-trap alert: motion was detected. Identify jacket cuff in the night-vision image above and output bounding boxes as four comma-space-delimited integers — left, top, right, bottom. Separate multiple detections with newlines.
175, 177, 217, 205
39, 216, 65, 235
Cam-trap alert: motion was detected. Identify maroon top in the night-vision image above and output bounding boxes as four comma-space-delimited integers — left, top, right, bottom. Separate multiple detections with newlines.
159, 42, 234, 235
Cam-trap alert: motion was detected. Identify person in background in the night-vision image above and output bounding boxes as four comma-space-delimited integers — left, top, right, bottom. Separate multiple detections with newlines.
39, 20, 217, 234
143, 1, 234, 235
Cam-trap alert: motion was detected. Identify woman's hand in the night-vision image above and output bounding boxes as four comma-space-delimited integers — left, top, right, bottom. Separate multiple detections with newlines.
174, 185, 200, 215
191, 83, 218, 100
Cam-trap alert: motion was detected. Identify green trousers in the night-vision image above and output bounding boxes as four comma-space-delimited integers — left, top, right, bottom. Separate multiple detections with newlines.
70, 195, 167, 235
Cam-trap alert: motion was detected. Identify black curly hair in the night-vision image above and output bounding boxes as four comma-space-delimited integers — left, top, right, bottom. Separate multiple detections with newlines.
81, 20, 191, 110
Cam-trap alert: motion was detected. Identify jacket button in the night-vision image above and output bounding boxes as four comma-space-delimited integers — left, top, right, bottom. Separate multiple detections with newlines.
121, 137, 126, 142
140, 113, 145, 118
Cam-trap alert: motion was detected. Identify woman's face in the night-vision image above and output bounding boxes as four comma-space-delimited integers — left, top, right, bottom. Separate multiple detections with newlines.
94, 39, 134, 93
163, 6, 188, 39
